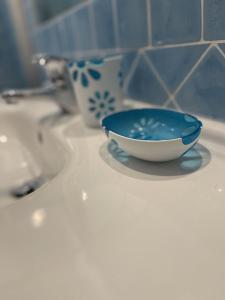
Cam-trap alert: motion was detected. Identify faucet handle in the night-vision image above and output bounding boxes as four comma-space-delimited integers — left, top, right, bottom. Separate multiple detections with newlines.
32, 53, 70, 85
1, 54, 77, 114
32, 53, 69, 65
32, 54, 77, 114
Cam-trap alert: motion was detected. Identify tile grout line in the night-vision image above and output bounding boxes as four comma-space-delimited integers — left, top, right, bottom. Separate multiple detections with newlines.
35, 1, 89, 30
172, 100, 182, 111
173, 44, 213, 97
143, 52, 172, 97
111, 0, 120, 48
123, 54, 140, 95
140, 39, 225, 52
162, 92, 182, 111
162, 98, 174, 108
200, 0, 204, 41
163, 99, 182, 111
146, 0, 152, 46
144, 52, 183, 110
142, 41, 207, 51
66, 47, 139, 59
214, 43, 225, 59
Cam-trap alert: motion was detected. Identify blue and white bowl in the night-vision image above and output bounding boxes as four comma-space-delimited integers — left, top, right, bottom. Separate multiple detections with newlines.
101, 108, 203, 162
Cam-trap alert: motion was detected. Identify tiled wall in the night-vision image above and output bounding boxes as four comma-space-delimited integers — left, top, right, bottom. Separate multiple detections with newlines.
0, 0, 27, 90
25, 0, 225, 120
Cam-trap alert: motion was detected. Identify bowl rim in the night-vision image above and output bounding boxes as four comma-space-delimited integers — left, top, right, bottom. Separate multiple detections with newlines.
101, 108, 203, 143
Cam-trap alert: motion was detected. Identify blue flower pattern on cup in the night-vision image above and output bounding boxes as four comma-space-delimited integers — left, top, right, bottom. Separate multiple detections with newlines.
89, 91, 116, 120
118, 70, 124, 88
71, 59, 103, 88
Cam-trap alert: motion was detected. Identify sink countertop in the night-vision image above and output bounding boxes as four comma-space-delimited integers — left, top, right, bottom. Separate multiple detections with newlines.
0, 99, 225, 300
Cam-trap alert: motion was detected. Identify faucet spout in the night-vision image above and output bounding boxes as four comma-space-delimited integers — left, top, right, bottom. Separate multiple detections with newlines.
1, 54, 77, 114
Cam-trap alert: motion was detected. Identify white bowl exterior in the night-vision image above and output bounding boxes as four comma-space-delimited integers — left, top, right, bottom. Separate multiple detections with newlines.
108, 131, 198, 162
68, 56, 123, 127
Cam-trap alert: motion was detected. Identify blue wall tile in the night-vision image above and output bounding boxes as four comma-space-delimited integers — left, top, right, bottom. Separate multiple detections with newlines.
62, 16, 78, 54
218, 43, 225, 56
47, 26, 61, 55
120, 51, 138, 93
17, 0, 225, 121
92, 0, 115, 49
204, 0, 225, 40
22, 0, 36, 29
0, 0, 26, 89
121, 52, 137, 79
151, 0, 201, 45
177, 46, 225, 120
127, 55, 167, 104
56, 22, 70, 54
54, 24, 65, 54
73, 6, 94, 51
34, 31, 47, 53
31, 6, 94, 57
34, 27, 60, 55
0, 44, 27, 90
146, 45, 208, 92
116, 0, 148, 48
0, 0, 17, 47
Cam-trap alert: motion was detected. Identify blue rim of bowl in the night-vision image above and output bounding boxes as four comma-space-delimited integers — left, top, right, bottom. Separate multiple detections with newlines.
101, 108, 203, 144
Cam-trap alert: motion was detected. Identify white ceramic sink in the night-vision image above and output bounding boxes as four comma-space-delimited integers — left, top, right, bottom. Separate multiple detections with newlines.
0, 102, 66, 208
0, 99, 224, 300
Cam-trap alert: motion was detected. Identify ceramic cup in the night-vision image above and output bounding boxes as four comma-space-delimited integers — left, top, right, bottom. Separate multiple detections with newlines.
68, 55, 123, 127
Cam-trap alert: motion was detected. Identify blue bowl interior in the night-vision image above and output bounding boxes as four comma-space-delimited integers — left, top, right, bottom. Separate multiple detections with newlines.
102, 109, 202, 144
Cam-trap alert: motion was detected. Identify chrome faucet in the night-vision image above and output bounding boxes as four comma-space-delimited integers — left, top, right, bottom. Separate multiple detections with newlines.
1, 54, 77, 114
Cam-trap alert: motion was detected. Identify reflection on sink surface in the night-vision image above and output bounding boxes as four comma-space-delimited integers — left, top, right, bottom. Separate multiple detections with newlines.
100, 140, 211, 180
0, 110, 66, 207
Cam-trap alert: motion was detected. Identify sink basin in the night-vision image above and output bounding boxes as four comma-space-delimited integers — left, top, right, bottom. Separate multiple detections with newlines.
0, 99, 225, 300
0, 109, 66, 207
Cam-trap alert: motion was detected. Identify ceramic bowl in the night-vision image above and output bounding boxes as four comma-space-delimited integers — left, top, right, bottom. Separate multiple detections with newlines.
101, 108, 203, 162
